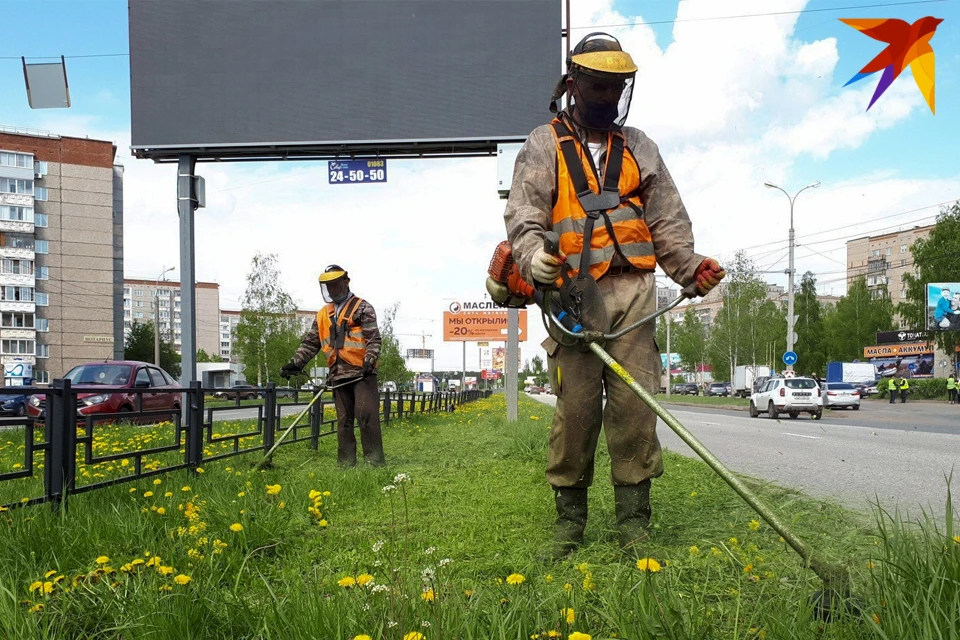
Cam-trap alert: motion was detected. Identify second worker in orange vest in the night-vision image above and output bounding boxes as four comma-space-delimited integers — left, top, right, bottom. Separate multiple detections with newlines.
504, 33, 725, 560
281, 265, 386, 467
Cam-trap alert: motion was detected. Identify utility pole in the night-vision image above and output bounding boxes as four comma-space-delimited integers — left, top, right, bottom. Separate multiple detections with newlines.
154, 265, 174, 366
764, 181, 820, 372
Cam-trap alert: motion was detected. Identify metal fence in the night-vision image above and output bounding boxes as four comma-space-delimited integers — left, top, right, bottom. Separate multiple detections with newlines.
0, 382, 490, 512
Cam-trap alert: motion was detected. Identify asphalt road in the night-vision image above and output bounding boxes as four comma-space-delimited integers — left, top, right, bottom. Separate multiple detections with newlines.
530, 394, 960, 516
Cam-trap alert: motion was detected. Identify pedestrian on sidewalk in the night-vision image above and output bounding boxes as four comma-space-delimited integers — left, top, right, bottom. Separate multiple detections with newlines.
888, 377, 898, 404
947, 374, 956, 404
898, 376, 910, 404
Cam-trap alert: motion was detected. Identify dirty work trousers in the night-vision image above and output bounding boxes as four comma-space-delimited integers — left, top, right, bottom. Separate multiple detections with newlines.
542, 271, 663, 489
333, 374, 386, 466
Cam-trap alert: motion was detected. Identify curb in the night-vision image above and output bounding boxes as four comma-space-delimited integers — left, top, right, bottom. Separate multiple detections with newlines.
659, 401, 749, 412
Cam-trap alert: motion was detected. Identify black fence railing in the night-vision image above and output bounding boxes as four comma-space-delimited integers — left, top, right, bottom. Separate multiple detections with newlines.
0, 382, 490, 512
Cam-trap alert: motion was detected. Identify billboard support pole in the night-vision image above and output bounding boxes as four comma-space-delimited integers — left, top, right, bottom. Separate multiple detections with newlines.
178, 154, 198, 387
506, 308, 519, 421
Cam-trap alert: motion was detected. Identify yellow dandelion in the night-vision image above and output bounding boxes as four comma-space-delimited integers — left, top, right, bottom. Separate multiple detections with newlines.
563, 582, 573, 592
356, 573, 374, 586
729, 537, 739, 546
164, 491, 172, 497
748, 519, 760, 531
196, 467, 204, 474
43, 570, 57, 579
157, 507, 166, 515
872, 613, 881, 625
266, 484, 282, 495
41, 582, 54, 594
318, 519, 328, 527
159, 585, 173, 592
562, 607, 575, 623
153, 478, 162, 485
575, 562, 589, 573
636, 558, 662, 572
28, 603, 43, 613
95, 556, 110, 565
464, 589, 474, 597
866, 561, 876, 569
420, 588, 435, 602
338, 576, 356, 588
277, 501, 285, 509
568, 633, 592, 640
547, 632, 561, 639
544, 574, 554, 583
953, 535, 960, 544
308, 489, 322, 500
690, 491, 697, 497
181, 486, 191, 492
354, 636, 373, 640
143, 491, 154, 498
28, 581, 43, 593
237, 491, 245, 497
403, 634, 425, 640
157, 566, 174, 576
689, 545, 700, 556
229, 523, 243, 532
744, 563, 753, 574
323, 491, 331, 496
174, 574, 192, 585
506, 573, 525, 585
131, 559, 145, 567
128, 487, 137, 493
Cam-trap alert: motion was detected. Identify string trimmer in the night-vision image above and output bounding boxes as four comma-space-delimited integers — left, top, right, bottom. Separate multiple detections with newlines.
487, 232, 856, 617
253, 376, 362, 471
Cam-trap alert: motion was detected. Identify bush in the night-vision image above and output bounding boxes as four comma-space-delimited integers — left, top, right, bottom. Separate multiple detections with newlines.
876, 377, 947, 400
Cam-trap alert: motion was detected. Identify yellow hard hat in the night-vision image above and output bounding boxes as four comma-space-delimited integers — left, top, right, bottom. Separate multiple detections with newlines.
318, 264, 347, 283
569, 33, 637, 77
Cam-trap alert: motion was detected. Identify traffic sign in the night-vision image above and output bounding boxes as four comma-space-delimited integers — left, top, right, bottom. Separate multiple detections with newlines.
782, 351, 798, 366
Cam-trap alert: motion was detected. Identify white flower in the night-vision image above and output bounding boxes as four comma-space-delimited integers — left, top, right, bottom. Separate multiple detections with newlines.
388, 621, 398, 628
424, 546, 436, 555
439, 558, 453, 567
393, 473, 410, 484
372, 540, 385, 553
362, 604, 371, 611
371, 584, 390, 594
421, 621, 432, 628
421, 567, 436, 581
382, 484, 397, 494
373, 560, 383, 567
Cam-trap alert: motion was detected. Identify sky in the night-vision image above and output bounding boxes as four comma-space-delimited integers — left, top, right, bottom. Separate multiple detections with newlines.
1, 0, 958, 371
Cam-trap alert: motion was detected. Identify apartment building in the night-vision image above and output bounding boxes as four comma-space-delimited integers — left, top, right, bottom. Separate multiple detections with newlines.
846, 224, 934, 303
0, 127, 122, 385
219, 308, 317, 363
122, 279, 220, 358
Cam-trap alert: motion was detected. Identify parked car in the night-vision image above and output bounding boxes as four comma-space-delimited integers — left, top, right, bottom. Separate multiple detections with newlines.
525, 385, 541, 395
275, 386, 297, 398
705, 382, 729, 397
752, 376, 772, 395
0, 392, 29, 416
26, 361, 181, 422
821, 382, 861, 410
750, 377, 822, 420
855, 380, 879, 397
212, 384, 261, 400
673, 383, 699, 396
724, 382, 734, 396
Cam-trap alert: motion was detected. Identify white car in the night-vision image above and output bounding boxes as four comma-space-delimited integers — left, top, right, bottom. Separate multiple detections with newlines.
750, 377, 822, 420
821, 382, 861, 410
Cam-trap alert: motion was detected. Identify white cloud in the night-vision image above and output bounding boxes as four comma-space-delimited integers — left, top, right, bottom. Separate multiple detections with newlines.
19, 0, 957, 372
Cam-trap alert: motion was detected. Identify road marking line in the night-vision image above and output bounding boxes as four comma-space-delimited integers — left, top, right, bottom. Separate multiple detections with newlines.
783, 432, 820, 439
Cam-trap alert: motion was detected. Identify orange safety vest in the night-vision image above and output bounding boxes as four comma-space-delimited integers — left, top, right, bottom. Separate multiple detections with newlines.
317, 296, 366, 367
549, 118, 656, 281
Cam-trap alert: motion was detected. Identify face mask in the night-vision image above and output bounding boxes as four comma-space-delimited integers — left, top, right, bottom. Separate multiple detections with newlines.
321, 282, 349, 304
574, 100, 619, 130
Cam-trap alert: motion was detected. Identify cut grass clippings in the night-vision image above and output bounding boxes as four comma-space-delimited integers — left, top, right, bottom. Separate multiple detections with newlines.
0, 394, 957, 639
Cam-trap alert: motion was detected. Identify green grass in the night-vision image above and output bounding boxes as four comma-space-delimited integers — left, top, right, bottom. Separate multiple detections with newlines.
0, 395, 957, 639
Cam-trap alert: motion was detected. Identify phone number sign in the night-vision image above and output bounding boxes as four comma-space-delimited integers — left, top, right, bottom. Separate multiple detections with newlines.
328, 159, 387, 184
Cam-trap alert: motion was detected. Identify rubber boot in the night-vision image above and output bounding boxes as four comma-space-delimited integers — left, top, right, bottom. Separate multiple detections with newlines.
615, 481, 652, 556
540, 487, 588, 562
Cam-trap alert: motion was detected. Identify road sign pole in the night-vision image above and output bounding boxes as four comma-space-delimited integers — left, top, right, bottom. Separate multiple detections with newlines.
506, 309, 519, 422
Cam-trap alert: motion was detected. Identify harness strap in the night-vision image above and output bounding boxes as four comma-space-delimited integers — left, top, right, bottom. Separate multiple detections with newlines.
330, 296, 363, 353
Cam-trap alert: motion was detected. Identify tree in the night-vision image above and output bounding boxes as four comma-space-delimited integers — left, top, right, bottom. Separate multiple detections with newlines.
123, 321, 182, 378
900, 201, 960, 357
673, 307, 708, 380
196, 349, 219, 363
531, 354, 548, 387
823, 276, 894, 361
793, 271, 826, 376
233, 252, 300, 385
708, 252, 773, 381
376, 302, 412, 387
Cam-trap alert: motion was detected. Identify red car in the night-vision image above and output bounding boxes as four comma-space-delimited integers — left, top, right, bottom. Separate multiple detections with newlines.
27, 361, 181, 422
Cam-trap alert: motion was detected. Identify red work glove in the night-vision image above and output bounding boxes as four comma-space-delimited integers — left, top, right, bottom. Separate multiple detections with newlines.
694, 258, 725, 295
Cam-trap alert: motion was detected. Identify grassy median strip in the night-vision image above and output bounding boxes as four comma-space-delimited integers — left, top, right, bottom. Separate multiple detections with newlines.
0, 394, 957, 639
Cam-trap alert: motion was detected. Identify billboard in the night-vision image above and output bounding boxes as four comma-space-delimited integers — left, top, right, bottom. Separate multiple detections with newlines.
876, 330, 928, 344
927, 283, 960, 330
443, 310, 528, 342
129, 0, 560, 160
863, 342, 935, 378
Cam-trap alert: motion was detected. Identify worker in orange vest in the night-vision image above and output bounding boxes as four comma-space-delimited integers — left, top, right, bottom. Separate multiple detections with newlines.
501, 33, 724, 560
281, 265, 385, 467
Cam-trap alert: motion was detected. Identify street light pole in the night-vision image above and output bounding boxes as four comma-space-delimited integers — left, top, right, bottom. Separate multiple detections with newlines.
763, 181, 820, 372
154, 266, 175, 366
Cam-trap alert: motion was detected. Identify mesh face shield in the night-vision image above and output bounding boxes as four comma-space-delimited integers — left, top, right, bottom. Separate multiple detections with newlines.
568, 70, 634, 131
321, 280, 349, 304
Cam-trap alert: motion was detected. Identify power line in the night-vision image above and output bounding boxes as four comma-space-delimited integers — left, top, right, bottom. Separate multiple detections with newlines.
573, 0, 948, 30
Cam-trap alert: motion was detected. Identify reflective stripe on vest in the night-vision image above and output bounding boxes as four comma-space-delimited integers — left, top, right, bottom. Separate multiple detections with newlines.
317, 296, 366, 367
549, 118, 655, 281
